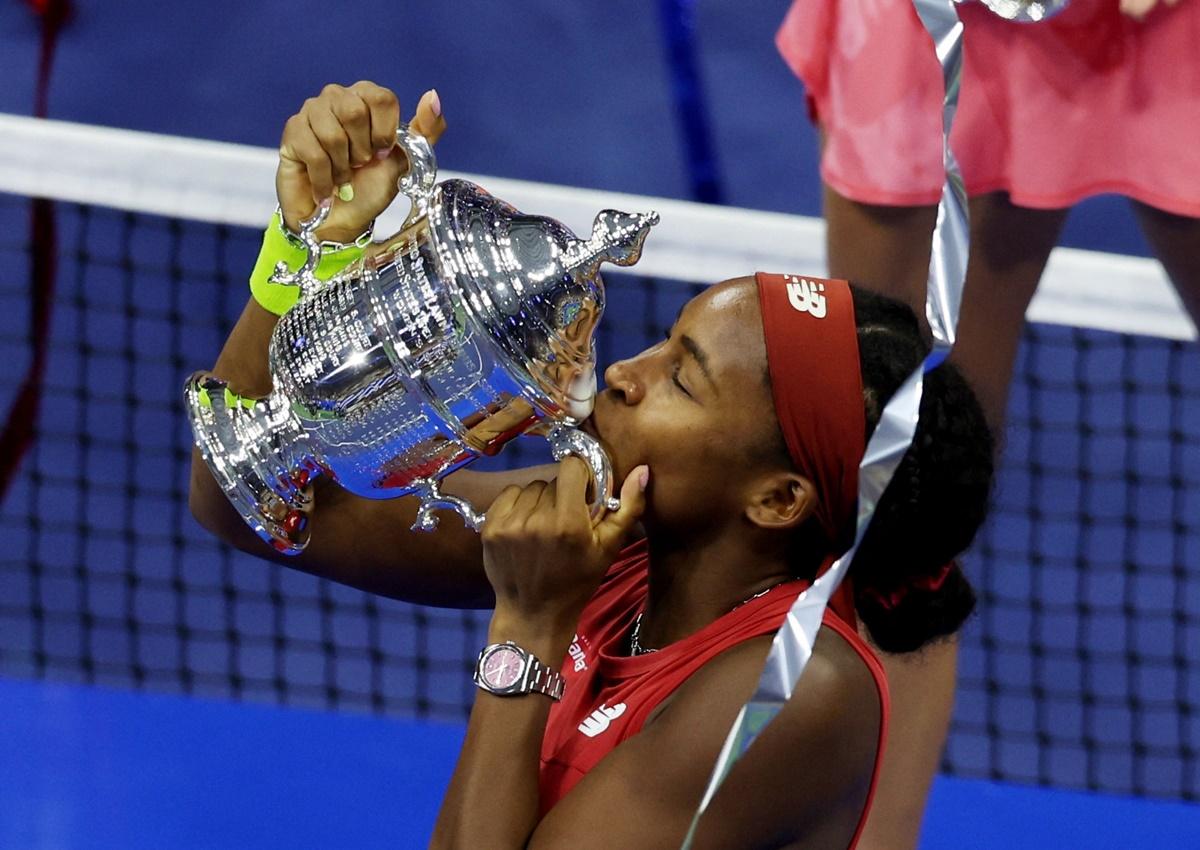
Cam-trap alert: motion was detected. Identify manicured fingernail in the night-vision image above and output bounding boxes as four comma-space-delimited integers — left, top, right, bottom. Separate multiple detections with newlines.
337, 183, 355, 202
375, 147, 392, 160
427, 88, 442, 117
637, 466, 650, 492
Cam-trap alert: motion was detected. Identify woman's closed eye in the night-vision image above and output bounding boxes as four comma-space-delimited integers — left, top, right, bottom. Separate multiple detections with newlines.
663, 327, 698, 400
671, 363, 694, 398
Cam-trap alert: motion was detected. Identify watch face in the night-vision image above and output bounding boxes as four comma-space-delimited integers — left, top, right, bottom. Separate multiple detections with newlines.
482, 646, 524, 690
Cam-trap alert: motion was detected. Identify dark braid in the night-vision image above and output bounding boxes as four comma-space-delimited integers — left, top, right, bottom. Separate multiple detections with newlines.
847, 286, 995, 653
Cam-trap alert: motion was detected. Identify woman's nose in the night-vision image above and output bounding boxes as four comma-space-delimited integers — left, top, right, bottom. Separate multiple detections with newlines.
603, 359, 644, 404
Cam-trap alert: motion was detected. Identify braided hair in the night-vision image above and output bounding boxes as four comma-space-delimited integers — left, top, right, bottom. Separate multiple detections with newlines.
847, 286, 994, 653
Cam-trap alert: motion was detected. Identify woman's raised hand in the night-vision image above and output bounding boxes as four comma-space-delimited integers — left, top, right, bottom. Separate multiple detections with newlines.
276, 82, 446, 244
481, 458, 649, 641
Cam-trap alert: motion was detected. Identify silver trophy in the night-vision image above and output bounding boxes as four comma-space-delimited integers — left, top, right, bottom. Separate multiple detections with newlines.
185, 124, 658, 554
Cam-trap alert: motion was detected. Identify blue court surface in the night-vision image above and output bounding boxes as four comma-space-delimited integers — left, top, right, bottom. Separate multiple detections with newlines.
2, 678, 1197, 850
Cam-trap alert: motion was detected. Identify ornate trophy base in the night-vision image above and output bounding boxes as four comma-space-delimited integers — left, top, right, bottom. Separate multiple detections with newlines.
185, 372, 317, 554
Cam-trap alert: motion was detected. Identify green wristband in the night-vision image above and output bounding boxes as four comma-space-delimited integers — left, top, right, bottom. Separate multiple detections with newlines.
249, 209, 371, 316
195, 385, 258, 411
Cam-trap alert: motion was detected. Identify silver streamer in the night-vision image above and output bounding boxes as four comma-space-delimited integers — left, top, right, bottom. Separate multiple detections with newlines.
680, 0, 979, 844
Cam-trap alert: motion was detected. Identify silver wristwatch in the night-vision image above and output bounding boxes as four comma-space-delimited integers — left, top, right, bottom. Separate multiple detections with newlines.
473, 641, 565, 700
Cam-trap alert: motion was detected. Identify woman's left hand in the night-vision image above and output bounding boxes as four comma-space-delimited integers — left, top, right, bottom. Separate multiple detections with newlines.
481, 458, 648, 641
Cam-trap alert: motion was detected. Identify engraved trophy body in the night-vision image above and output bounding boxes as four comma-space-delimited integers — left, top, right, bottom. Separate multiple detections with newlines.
185, 125, 657, 554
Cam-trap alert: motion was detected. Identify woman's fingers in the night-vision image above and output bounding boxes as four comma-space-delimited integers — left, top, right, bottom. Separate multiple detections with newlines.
595, 465, 649, 551
280, 111, 335, 207
1120, 0, 1157, 19
512, 480, 550, 525
326, 85, 376, 170
278, 81, 450, 242
554, 456, 591, 525
306, 102, 354, 201
484, 484, 525, 530
348, 80, 402, 155
410, 88, 446, 145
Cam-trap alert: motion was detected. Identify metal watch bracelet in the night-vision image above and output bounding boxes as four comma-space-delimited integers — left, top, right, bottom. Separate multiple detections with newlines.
524, 655, 566, 701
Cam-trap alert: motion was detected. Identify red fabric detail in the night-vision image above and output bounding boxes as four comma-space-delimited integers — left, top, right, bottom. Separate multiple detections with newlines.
777, 0, 1200, 219
0, 199, 56, 502
539, 542, 887, 848
0, 1, 73, 505
755, 273, 864, 549
862, 559, 956, 611
24, 0, 73, 116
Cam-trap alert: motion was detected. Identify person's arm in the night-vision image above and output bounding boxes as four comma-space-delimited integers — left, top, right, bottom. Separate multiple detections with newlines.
435, 626, 879, 850
187, 82, 549, 608
431, 461, 881, 850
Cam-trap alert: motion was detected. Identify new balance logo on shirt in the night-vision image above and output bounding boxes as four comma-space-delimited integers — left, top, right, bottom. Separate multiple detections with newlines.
785, 275, 828, 319
578, 702, 626, 738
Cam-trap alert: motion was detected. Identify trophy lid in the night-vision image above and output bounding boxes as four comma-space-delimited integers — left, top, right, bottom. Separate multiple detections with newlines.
432, 179, 658, 422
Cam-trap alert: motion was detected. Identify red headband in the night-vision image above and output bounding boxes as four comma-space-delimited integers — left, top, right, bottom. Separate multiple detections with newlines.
756, 273, 865, 551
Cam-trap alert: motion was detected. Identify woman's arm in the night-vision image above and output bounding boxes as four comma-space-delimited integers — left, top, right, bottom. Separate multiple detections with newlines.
431, 458, 648, 848
187, 83, 553, 609
434, 625, 879, 849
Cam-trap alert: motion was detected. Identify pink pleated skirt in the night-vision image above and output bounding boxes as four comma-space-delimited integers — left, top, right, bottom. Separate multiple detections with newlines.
777, 0, 1200, 217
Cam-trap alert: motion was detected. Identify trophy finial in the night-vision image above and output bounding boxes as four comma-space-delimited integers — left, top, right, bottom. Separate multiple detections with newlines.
585, 209, 660, 270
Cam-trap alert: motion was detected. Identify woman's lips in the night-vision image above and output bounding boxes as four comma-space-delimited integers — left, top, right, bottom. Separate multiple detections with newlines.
579, 407, 610, 456
565, 366, 597, 420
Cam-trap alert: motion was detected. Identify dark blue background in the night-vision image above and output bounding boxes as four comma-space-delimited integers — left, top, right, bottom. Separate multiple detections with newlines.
0, 0, 1154, 256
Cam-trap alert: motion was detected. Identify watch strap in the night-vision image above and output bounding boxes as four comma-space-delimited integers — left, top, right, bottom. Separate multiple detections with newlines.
523, 655, 566, 701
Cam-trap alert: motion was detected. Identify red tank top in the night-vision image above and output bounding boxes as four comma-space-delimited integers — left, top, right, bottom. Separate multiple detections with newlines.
538, 540, 890, 849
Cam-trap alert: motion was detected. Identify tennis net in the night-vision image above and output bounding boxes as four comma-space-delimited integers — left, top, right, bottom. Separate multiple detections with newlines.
0, 114, 1196, 800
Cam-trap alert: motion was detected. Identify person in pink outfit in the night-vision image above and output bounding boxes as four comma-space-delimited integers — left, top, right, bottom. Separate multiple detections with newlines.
777, 0, 1199, 847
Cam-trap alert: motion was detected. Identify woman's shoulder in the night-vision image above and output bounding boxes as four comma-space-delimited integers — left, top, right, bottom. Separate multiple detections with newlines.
683, 618, 880, 714
634, 623, 884, 847
648, 617, 882, 756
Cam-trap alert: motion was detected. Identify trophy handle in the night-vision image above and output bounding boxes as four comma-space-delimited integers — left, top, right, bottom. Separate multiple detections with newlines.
267, 199, 333, 299
410, 478, 486, 533
545, 425, 621, 518
407, 425, 618, 534
394, 122, 437, 227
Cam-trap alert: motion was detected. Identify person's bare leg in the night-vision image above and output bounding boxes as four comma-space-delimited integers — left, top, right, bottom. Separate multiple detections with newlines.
948, 193, 1069, 437
853, 634, 959, 850
824, 186, 947, 850
1130, 201, 1200, 330
823, 183, 937, 321
826, 188, 1068, 850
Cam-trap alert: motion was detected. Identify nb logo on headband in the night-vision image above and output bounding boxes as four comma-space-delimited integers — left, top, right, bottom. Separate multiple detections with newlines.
785, 276, 827, 319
